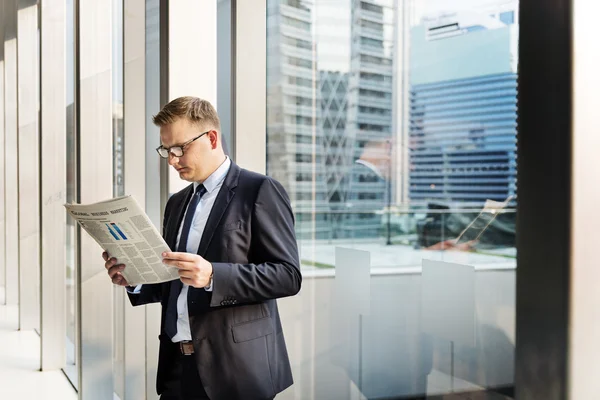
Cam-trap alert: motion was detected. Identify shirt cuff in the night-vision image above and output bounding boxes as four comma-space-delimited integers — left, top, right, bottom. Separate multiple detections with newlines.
126, 284, 143, 294
204, 276, 213, 292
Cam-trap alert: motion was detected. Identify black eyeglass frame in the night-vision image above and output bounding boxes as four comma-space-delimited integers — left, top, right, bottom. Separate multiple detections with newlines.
155, 131, 210, 159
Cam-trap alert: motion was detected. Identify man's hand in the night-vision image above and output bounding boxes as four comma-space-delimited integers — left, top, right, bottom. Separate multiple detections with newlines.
425, 239, 478, 252
162, 252, 213, 288
103, 251, 130, 286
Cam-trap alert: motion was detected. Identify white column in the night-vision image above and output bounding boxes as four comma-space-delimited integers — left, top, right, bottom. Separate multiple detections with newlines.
232, 0, 266, 174
17, 0, 41, 332
121, 0, 148, 397
40, 0, 67, 370
4, 0, 19, 307
569, 0, 600, 397
167, 0, 217, 194
144, 1, 163, 397
78, 0, 114, 397
0, 0, 7, 294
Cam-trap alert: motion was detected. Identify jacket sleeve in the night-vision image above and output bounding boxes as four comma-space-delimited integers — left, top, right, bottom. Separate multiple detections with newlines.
126, 283, 165, 306
209, 177, 302, 307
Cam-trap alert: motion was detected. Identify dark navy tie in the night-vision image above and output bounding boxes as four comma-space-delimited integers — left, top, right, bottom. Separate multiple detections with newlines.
165, 184, 207, 339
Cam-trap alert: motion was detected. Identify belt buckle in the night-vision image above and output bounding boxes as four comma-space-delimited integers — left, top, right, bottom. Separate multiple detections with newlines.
179, 341, 194, 356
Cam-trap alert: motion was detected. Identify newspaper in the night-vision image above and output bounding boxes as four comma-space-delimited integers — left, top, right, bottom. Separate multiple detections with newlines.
64, 195, 178, 285
455, 195, 514, 244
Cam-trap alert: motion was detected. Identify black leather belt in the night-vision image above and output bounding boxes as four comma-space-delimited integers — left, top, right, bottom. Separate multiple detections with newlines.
177, 340, 194, 355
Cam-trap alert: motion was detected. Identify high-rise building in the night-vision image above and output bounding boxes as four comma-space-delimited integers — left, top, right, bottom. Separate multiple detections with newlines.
266, 0, 332, 240
320, 70, 351, 238
409, 3, 518, 207
267, 0, 400, 240
341, 0, 396, 238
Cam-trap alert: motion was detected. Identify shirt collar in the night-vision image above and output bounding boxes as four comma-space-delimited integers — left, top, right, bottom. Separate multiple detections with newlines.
194, 156, 231, 194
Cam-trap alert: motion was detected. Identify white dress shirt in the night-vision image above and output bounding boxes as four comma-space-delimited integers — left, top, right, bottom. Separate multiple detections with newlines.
131, 157, 231, 342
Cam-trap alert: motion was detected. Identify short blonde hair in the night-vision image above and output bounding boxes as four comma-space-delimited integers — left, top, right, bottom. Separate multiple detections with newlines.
153, 96, 221, 131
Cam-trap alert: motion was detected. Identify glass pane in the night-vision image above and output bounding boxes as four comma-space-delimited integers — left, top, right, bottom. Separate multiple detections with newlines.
113, 0, 124, 199
112, 0, 125, 397
267, 0, 518, 398
64, 0, 78, 388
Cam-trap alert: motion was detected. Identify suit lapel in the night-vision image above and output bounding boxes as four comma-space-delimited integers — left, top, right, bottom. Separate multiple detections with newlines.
196, 163, 240, 257
165, 184, 194, 250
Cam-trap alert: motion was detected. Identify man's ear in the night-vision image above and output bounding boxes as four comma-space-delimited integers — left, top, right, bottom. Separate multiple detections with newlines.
208, 130, 219, 149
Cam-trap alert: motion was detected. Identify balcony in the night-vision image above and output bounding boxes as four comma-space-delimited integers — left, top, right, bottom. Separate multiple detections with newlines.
356, 111, 392, 125
352, 58, 393, 75
280, 3, 312, 23
283, 124, 325, 137
357, 9, 385, 24
282, 64, 314, 81
282, 83, 317, 99
279, 24, 312, 42
357, 42, 390, 58
357, 95, 393, 109
357, 79, 393, 93
283, 104, 315, 118
280, 43, 313, 61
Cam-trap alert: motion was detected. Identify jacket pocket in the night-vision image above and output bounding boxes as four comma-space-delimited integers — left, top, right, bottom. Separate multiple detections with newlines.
232, 316, 274, 343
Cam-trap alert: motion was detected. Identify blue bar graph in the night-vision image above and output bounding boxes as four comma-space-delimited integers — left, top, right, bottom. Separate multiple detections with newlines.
110, 223, 128, 240
106, 223, 120, 240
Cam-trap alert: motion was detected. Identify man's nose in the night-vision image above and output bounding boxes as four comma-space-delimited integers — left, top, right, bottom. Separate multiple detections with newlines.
167, 153, 179, 166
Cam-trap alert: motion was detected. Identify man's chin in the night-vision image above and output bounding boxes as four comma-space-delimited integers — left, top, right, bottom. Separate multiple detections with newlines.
178, 170, 194, 181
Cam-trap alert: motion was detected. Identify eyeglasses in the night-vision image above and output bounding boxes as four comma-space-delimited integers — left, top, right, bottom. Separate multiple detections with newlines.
156, 131, 209, 159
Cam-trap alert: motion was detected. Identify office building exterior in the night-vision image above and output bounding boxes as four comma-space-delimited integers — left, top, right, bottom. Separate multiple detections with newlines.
409, 5, 519, 207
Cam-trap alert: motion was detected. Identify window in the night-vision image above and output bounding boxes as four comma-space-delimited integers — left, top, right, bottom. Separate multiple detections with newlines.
266, 0, 519, 398
287, 56, 313, 69
64, 0, 78, 387
284, 36, 312, 50
288, 76, 313, 87
282, 16, 311, 31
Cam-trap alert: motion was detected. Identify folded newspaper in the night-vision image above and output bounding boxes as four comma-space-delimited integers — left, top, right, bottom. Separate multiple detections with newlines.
455, 195, 514, 244
64, 195, 178, 285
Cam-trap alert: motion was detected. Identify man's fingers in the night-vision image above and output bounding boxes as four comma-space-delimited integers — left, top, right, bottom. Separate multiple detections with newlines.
111, 272, 129, 286
102, 252, 109, 262
104, 257, 118, 270
108, 264, 125, 279
177, 270, 195, 279
180, 277, 194, 285
111, 273, 122, 285
163, 259, 196, 270
162, 251, 201, 261
112, 273, 127, 286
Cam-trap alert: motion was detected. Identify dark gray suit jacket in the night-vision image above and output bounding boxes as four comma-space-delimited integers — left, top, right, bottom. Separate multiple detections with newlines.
128, 162, 302, 400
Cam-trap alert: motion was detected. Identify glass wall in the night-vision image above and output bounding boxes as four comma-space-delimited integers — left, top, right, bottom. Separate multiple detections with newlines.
267, 0, 518, 398
112, 0, 125, 397
65, 0, 78, 387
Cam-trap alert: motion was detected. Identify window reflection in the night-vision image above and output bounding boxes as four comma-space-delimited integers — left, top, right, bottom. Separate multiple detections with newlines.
64, 0, 77, 388
112, 0, 125, 397
267, 0, 518, 398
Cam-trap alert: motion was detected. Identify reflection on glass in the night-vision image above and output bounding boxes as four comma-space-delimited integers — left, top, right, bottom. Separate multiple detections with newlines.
112, 0, 125, 397
113, 0, 124, 198
64, 0, 77, 388
267, 0, 518, 398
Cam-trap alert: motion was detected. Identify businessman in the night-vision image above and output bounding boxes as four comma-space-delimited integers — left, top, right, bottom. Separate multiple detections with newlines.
103, 96, 302, 400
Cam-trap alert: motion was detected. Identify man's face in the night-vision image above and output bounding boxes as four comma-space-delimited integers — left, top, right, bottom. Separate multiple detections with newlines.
160, 118, 215, 182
